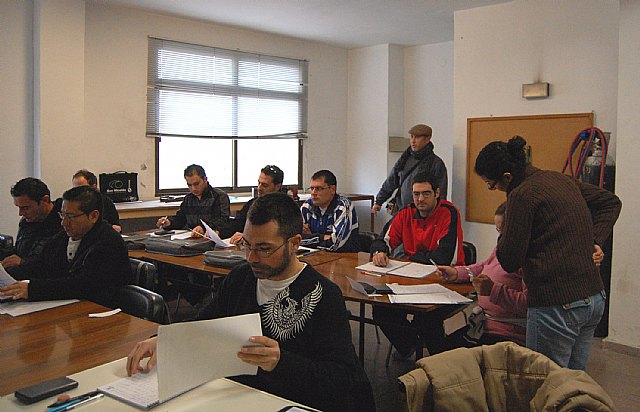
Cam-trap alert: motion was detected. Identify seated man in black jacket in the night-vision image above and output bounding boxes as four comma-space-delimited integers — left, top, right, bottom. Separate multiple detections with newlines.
219, 164, 284, 243
2, 178, 62, 269
2, 186, 131, 308
127, 192, 375, 412
72, 169, 121, 233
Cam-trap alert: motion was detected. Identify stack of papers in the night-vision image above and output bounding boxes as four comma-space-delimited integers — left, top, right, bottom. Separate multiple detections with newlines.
356, 261, 437, 279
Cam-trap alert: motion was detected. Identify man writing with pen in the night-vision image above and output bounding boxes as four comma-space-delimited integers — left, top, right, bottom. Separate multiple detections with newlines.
156, 164, 230, 238
369, 171, 465, 358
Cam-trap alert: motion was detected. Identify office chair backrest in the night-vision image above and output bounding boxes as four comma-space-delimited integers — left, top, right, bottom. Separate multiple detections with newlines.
129, 258, 157, 291
114, 285, 169, 324
357, 231, 377, 253
462, 241, 477, 266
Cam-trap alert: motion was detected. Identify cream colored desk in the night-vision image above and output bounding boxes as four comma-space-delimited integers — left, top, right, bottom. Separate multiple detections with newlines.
0, 358, 312, 411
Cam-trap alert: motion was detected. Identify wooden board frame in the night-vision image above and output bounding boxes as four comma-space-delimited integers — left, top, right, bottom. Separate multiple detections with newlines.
466, 113, 593, 223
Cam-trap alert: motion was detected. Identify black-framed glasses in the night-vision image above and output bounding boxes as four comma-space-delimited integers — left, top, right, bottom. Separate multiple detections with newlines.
307, 186, 330, 193
412, 190, 434, 199
238, 238, 290, 258
58, 212, 85, 221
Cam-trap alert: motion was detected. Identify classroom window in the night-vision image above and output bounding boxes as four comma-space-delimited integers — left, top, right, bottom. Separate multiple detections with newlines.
147, 38, 308, 194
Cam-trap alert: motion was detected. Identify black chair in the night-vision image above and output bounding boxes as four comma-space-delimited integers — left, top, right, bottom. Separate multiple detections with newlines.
357, 231, 377, 253
114, 285, 170, 324
129, 258, 158, 291
462, 241, 477, 265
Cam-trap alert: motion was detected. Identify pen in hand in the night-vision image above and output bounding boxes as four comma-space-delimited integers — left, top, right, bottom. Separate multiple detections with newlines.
429, 258, 447, 279
158, 216, 168, 228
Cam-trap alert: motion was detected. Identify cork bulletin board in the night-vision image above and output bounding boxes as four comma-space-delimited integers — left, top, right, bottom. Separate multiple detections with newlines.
466, 113, 594, 223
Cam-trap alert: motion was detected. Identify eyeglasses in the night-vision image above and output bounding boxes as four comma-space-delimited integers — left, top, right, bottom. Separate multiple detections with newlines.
307, 186, 330, 193
238, 238, 289, 258
412, 191, 434, 199
58, 212, 85, 221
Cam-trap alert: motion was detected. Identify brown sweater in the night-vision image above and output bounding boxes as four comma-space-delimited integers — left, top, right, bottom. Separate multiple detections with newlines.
497, 165, 621, 307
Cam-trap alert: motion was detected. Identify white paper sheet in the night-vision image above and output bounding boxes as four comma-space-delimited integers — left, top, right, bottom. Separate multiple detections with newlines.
0, 299, 79, 316
200, 219, 233, 248
169, 230, 191, 240
157, 313, 262, 403
355, 260, 411, 275
356, 261, 436, 278
386, 283, 450, 295
388, 291, 472, 304
89, 308, 122, 317
0, 262, 17, 287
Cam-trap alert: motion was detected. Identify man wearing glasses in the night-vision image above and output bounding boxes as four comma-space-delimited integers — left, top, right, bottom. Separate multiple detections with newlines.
300, 169, 359, 252
220, 165, 284, 243
370, 172, 465, 358
2, 178, 62, 270
126, 193, 375, 412
2, 186, 131, 307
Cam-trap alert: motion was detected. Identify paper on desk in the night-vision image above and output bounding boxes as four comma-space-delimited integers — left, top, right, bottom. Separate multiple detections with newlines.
389, 291, 472, 304
200, 219, 232, 248
355, 260, 411, 275
157, 313, 262, 403
386, 283, 450, 295
356, 261, 436, 278
170, 230, 191, 240
0, 299, 79, 316
89, 308, 122, 317
0, 262, 17, 287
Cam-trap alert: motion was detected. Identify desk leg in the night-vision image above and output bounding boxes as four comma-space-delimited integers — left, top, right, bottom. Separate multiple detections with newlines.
359, 303, 365, 365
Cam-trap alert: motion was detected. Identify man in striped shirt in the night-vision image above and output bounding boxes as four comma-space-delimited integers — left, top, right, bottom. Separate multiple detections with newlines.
300, 170, 359, 252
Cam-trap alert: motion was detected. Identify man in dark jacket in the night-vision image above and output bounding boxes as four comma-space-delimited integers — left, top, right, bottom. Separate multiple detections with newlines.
127, 193, 375, 412
2, 178, 62, 269
72, 169, 121, 232
372, 123, 448, 215
157, 164, 230, 238
219, 164, 284, 242
2, 186, 131, 308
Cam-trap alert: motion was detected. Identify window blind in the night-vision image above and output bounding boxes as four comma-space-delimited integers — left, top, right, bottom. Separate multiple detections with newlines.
147, 37, 308, 139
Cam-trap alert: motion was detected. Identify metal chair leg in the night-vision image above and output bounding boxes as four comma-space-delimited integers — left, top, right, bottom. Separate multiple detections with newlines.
375, 325, 381, 344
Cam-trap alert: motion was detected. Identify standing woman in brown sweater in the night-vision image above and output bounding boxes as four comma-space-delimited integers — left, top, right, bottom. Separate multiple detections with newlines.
474, 136, 621, 370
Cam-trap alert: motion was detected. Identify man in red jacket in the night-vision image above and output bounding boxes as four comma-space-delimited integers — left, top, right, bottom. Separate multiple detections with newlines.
370, 172, 465, 358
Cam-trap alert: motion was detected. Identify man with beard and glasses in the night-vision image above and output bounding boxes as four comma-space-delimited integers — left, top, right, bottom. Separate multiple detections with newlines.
126, 192, 375, 412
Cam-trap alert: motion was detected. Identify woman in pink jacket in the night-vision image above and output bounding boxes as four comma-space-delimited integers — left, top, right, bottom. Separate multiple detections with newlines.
435, 202, 527, 347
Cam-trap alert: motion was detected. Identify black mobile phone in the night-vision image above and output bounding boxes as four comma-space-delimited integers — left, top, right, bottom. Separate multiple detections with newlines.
154, 229, 175, 236
14, 376, 79, 404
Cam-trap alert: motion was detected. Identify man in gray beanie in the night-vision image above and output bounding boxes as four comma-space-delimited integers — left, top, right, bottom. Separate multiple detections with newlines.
372, 124, 448, 215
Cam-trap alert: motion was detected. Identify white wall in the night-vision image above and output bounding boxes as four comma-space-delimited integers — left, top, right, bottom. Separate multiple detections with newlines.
0, 1, 349, 235
404, 42, 454, 197
0, 1, 33, 235
609, 0, 640, 348
346, 45, 393, 232
454, 0, 619, 259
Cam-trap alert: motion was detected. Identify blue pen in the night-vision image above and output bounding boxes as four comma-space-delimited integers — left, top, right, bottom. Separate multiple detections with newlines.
47, 393, 104, 412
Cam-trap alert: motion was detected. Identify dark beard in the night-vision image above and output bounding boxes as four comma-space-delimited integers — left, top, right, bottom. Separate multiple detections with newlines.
250, 244, 291, 279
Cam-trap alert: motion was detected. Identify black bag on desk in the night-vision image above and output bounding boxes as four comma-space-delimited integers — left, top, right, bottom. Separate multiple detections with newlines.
204, 249, 247, 268
99, 171, 139, 203
144, 238, 213, 256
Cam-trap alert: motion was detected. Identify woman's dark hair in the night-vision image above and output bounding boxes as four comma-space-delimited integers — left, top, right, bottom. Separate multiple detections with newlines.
474, 135, 528, 181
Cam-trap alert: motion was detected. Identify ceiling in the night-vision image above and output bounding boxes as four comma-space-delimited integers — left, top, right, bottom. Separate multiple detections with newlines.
101, 0, 510, 49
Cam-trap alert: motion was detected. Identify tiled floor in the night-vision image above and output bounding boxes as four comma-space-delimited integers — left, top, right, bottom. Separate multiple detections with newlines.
169, 298, 640, 411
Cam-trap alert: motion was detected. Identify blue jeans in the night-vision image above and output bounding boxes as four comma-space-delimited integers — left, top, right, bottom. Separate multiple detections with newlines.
526, 290, 605, 370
